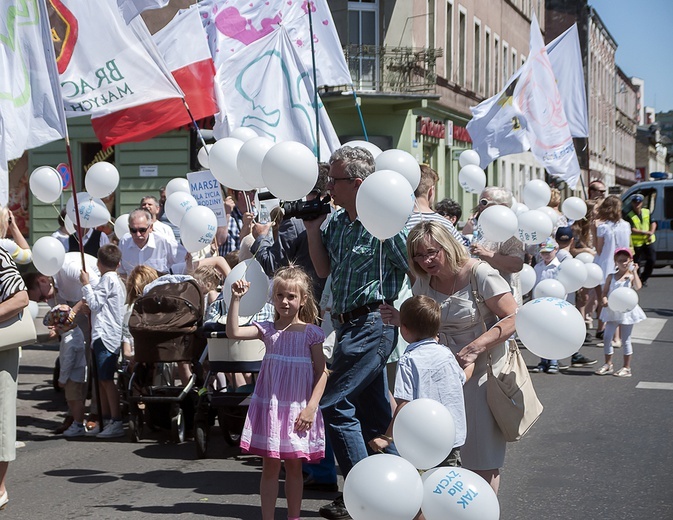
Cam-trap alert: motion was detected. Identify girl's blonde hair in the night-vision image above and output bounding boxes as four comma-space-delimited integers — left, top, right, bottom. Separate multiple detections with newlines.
596, 195, 622, 223
272, 265, 318, 324
407, 221, 469, 279
126, 265, 160, 305
193, 265, 222, 293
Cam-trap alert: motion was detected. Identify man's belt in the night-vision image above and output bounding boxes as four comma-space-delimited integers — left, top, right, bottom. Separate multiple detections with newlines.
336, 301, 392, 324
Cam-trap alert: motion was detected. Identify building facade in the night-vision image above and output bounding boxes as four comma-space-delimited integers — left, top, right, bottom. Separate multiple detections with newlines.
614, 66, 638, 185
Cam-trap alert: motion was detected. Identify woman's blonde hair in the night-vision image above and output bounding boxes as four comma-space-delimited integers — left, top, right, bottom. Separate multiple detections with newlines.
272, 264, 318, 324
548, 187, 561, 208
596, 195, 622, 223
125, 265, 160, 305
0, 206, 9, 237
407, 221, 469, 279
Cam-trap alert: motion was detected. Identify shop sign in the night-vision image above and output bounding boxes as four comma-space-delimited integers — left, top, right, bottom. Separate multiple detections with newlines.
416, 116, 446, 139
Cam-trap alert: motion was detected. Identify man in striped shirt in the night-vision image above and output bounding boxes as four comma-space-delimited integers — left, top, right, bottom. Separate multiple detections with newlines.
405, 165, 470, 248
305, 146, 408, 520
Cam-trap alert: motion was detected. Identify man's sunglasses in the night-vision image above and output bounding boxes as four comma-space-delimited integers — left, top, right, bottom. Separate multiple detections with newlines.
129, 227, 149, 234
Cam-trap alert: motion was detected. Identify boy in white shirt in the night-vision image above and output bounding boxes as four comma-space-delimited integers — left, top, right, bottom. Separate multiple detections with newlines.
80, 244, 126, 438
532, 238, 562, 373
369, 295, 471, 466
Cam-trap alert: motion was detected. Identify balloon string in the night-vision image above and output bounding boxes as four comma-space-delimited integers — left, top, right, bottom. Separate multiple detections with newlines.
379, 239, 384, 306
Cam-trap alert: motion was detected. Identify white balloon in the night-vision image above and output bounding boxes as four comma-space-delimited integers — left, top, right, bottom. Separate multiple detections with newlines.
230, 127, 258, 142
262, 141, 318, 201
237, 136, 274, 189
517, 210, 553, 244
344, 140, 383, 158
392, 398, 456, 470
165, 178, 191, 199
516, 297, 586, 359
479, 205, 518, 243
223, 259, 270, 317
512, 202, 530, 216
459, 149, 481, 168
27, 300, 39, 320
608, 287, 639, 312
32, 236, 66, 277
532, 279, 567, 299
375, 149, 421, 190
523, 179, 551, 209
421, 467, 500, 520
210, 137, 252, 190
65, 193, 111, 228
344, 454, 424, 520
197, 144, 213, 169
29, 166, 63, 204
356, 170, 415, 240
179, 205, 218, 253
165, 192, 198, 227
63, 214, 76, 235
85, 162, 119, 198
555, 258, 588, 293
583, 263, 604, 288
458, 164, 487, 194
113, 214, 129, 239
519, 264, 536, 295
575, 252, 595, 264
538, 206, 559, 228
561, 197, 587, 221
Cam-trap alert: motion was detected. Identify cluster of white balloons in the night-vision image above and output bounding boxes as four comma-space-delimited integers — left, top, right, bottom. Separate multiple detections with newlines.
205, 128, 319, 202
458, 151, 486, 194
28, 162, 122, 277
343, 399, 499, 520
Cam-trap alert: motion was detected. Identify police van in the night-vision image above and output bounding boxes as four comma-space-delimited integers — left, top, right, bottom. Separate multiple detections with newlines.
621, 179, 673, 267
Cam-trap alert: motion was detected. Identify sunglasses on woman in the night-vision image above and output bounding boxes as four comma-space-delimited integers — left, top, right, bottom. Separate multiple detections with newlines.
479, 198, 495, 207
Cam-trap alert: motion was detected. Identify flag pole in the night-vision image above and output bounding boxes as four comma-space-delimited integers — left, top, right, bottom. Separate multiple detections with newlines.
306, 2, 320, 159
181, 99, 210, 157
351, 88, 369, 141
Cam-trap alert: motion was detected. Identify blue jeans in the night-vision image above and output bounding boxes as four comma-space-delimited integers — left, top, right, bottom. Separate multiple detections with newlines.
320, 311, 397, 478
303, 437, 337, 483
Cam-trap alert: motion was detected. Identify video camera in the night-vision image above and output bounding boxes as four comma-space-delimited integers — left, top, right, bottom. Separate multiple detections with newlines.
258, 192, 332, 221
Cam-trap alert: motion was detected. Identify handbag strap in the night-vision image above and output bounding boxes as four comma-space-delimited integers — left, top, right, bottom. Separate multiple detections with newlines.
469, 261, 519, 373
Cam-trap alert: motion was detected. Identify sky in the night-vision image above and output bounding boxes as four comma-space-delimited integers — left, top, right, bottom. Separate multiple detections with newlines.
588, 0, 673, 113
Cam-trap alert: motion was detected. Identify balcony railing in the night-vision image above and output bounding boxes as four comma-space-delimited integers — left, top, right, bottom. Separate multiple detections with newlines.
344, 45, 442, 94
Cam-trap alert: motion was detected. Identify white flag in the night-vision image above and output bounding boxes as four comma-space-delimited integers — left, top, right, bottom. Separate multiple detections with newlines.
466, 68, 531, 169
0, 116, 8, 206
215, 27, 340, 161
547, 24, 589, 138
200, 0, 351, 88
0, 0, 67, 161
117, 0, 170, 24
519, 15, 581, 188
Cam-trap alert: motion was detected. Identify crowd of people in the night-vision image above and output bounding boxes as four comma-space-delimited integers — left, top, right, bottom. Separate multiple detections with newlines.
0, 149, 652, 518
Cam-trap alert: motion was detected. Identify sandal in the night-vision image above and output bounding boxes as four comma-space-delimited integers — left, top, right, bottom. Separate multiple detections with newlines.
613, 367, 632, 378
594, 363, 614, 375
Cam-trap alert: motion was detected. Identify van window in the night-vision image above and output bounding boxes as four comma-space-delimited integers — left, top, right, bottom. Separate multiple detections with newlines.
666, 187, 673, 219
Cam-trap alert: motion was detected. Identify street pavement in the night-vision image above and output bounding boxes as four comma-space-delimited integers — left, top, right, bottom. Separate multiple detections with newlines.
5, 268, 673, 519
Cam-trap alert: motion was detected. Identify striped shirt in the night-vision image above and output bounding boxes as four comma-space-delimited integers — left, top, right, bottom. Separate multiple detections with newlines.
321, 209, 409, 315
405, 211, 470, 248
0, 247, 27, 301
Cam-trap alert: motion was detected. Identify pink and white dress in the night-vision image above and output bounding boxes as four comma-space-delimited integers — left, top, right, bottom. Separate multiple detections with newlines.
240, 322, 326, 461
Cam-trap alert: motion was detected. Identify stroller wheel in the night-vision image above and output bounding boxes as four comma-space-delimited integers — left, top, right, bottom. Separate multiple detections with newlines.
194, 420, 209, 459
128, 413, 142, 443
217, 410, 242, 447
171, 407, 185, 444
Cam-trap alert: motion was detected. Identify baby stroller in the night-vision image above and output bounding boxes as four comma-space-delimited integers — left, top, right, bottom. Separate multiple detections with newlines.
193, 319, 266, 458
126, 278, 207, 443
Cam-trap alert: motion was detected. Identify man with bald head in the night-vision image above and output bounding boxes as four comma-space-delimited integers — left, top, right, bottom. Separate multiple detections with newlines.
118, 209, 178, 276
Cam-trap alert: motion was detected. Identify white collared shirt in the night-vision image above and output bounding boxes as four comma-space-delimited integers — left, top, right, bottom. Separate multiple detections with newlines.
152, 219, 177, 246
82, 271, 126, 353
118, 232, 178, 275
395, 338, 467, 448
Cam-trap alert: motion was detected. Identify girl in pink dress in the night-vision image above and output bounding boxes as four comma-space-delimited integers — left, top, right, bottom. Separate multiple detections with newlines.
227, 266, 327, 520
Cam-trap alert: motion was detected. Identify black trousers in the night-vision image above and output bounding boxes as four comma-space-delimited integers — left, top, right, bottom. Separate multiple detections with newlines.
633, 243, 656, 283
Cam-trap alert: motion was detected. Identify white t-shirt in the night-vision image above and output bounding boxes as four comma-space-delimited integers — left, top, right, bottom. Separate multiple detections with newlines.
395, 338, 467, 448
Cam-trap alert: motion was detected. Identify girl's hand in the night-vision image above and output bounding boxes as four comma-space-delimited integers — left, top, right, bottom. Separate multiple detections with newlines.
230, 280, 250, 299
294, 407, 316, 432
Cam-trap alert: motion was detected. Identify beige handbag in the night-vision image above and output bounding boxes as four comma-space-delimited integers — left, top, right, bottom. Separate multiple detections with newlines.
469, 262, 543, 442
0, 310, 37, 352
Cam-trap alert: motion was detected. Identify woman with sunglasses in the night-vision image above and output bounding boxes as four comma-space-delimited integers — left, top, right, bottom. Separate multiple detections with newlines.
462, 187, 525, 304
